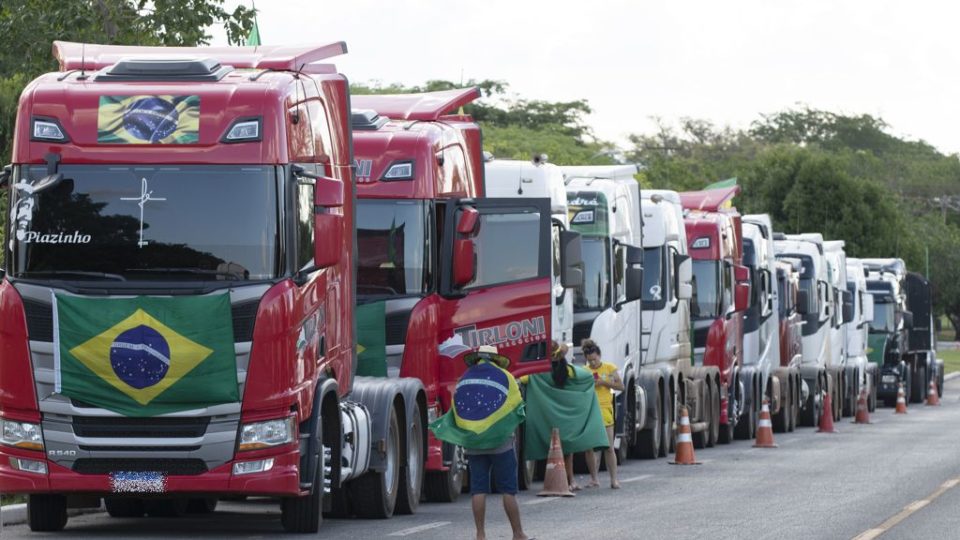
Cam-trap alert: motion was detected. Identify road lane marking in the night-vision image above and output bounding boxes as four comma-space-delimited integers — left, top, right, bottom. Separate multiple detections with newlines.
851, 475, 960, 540
388, 521, 451, 536
621, 474, 652, 483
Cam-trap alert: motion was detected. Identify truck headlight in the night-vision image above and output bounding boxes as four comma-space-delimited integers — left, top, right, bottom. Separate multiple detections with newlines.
238, 417, 296, 452
1, 419, 43, 451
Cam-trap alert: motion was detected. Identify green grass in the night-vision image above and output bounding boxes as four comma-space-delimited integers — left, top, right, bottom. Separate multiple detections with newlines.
1, 493, 25, 506
939, 349, 960, 374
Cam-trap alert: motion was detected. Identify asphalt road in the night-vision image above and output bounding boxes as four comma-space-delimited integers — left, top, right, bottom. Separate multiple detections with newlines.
4, 378, 960, 540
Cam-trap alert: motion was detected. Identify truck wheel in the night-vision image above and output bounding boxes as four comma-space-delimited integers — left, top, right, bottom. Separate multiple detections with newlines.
144, 498, 188, 518
351, 405, 401, 518
423, 444, 463, 502
281, 416, 325, 532
911, 365, 926, 404
693, 383, 710, 449
395, 401, 424, 515
105, 497, 145, 518
774, 383, 789, 433
659, 392, 672, 458
800, 379, 820, 427
734, 381, 755, 441
27, 494, 68, 532
708, 380, 720, 447
635, 388, 661, 459
619, 387, 636, 462
938, 369, 944, 398
869, 378, 878, 412
717, 383, 734, 445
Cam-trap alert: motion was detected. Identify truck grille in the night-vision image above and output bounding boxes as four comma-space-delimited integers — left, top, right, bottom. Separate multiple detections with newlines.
72, 416, 210, 439
693, 325, 710, 349
573, 320, 594, 346
385, 310, 412, 346
21, 298, 259, 344
72, 458, 208, 475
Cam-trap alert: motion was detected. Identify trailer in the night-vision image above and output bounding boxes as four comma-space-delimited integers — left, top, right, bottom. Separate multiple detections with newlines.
903, 272, 944, 402
350, 92, 560, 501
0, 41, 429, 533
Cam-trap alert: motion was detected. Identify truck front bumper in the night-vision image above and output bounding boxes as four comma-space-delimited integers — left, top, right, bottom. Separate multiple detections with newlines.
0, 445, 302, 497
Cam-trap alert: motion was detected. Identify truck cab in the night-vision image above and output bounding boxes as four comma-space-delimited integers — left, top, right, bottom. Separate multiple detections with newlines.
845, 258, 878, 412
774, 234, 834, 425
565, 168, 660, 461
0, 42, 428, 533
824, 240, 853, 417
642, 191, 720, 449
350, 90, 557, 500
776, 257, 807, 430
863, 259, 911, 405
484, 156, 583, 354
681, 186, 750, 444
743, 215, 801, 434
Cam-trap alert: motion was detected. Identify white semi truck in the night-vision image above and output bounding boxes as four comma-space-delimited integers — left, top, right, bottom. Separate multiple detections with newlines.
823, 241, 853, 418
845, 258, 878, 411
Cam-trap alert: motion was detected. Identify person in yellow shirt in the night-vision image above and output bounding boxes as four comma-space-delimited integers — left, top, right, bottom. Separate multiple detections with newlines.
581, 339, 623, 489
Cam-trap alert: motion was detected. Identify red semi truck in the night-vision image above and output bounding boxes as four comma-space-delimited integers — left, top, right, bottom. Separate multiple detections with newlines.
0, 42, 430, 533
350, 89, 556, 501
681, 187, 751, 443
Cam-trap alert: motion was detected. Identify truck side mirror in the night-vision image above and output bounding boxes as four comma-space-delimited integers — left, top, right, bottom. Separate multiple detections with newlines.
862, 294, 874, 324
453, 238, 477, 287
734, 264, 749, 283
734, 282, 750, 312
623, 244, 644, 304
842, 294, 854, 324
676, 254, 692, 300
903, 310, 914, 329
313, 176, 345, 269
796, 289, 810, 315
559, 230, 583, 289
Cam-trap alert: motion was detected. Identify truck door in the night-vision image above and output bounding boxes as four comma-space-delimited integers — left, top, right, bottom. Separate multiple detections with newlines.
435, 197, 554, 403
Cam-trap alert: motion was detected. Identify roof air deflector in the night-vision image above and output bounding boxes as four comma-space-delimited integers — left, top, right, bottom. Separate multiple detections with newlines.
96, 57, 233, 82
351, 109, 389, 130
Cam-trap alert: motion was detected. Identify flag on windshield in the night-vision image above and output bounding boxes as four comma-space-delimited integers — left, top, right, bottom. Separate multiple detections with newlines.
356, 301, 388, 377
54, 293, 238, 416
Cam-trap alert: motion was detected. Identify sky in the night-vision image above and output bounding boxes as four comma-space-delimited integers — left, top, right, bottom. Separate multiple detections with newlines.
212, 0, 960, 154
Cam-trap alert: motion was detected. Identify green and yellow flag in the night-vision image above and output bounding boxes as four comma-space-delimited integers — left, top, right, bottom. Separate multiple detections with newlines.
98, 95, 200, 144
54, 294, 238, 416
356, 301, 387, 377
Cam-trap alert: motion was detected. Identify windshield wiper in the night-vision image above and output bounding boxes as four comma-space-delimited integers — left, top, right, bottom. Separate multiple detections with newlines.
18, 270, 127, 281
126, 267, 246, 280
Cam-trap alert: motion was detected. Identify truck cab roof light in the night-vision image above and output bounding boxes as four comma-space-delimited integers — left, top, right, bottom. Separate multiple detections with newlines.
32, 118, 69, 142
221, 118, 261, 143
381, 161, 414, 181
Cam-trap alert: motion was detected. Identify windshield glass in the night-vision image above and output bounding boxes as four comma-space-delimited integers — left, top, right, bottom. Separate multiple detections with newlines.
574, 237, 610, 311
642, 246, 666, 309
356, 200, 431, 298
11, 164, 278, 281
691, 260, 720, 319
870, 301, 895, 333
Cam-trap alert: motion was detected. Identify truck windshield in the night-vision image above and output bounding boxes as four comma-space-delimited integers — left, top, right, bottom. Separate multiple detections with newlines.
642, 246, 665, 309
10, 164, 278, 281
870, 301, 896, 333
356, 200, 432, 299
691, 260, 720, 319
575, 237, 610, 311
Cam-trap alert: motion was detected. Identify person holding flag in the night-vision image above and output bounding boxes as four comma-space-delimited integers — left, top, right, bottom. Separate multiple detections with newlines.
429, 345, 531, 540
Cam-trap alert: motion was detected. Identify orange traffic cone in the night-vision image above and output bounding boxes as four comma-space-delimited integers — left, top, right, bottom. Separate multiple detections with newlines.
670, 406, 700, 465
753, 399, 777, 448
853, 387, 871, 424
817, 390, 838, 433
538, 428, 574, 497
894, 383, 908, 414
926, 378, 941, 406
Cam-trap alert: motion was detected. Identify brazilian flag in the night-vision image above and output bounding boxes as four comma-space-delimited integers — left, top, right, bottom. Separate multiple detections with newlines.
98, 95, 200, 144
429, 361, 525, 450
54, 294, 238, 417
356, 301, 387, 377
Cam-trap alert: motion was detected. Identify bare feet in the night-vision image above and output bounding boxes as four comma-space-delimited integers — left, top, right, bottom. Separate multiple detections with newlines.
611, 481, 621, 489
570, 482, 582, 492
584, 480, 600, 489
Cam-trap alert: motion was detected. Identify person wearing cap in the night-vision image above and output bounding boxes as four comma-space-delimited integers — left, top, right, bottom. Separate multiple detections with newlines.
429, 345, 531, 540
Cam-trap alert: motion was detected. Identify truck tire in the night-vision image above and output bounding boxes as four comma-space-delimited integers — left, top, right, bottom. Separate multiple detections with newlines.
734, 379, 755, 441
659, 392, 672, 458
800, 378, 820, 427
693, 383, 710, 449
281, 415, 325, 533
774, 382, 789, 433
911, 365, 926, 404
395, 401, 424, 515
27, 494, 67, 532
634, 387, 661, 459
869, 378, 877, 412
350, 404, 401, 519
105, 497, 145, 518
938, 368, 944, 398
423, 444, 463, 503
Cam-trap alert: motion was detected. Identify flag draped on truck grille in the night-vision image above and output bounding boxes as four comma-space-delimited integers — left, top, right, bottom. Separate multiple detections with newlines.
429, 360, 525, 450
54, 293, 238, 416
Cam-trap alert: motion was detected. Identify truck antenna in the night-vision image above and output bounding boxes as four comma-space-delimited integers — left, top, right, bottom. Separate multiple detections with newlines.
77, 43, 88, 81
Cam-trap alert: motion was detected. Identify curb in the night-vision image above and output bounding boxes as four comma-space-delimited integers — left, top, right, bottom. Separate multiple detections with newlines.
1, 502, 104, 528
945, 371, 960, 382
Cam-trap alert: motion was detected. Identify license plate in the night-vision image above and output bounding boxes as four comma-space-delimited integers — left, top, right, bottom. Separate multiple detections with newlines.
110, 471, 167, 493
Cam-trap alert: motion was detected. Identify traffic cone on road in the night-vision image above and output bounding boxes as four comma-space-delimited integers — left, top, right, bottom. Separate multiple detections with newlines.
894, 383, 908, 414
538, 428, 574, 497
853, 388, 871, 424
926, 379, 941, 406
670, 406, 700, 465
817, 391, 838, 433
753, 399, 777, 448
